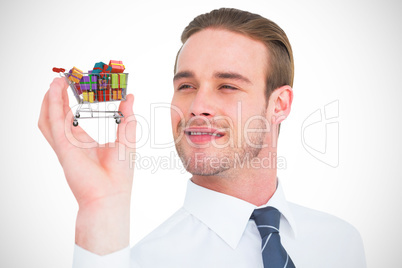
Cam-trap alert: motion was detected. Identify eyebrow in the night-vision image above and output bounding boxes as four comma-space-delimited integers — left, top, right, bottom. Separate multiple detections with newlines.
173, 70, 252, 85
173, 71, 195, 81
214, 72, 252, 84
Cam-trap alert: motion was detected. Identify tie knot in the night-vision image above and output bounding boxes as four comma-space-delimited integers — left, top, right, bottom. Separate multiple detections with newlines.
251, 206, 281, 236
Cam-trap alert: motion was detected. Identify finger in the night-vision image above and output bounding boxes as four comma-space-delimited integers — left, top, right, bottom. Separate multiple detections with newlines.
116, 94, 136, 151
61, 78, 71, 115
61, 80, 98, 147
38, 89, 55, 149
48, 78, 70, 151
40, 78, 98, 163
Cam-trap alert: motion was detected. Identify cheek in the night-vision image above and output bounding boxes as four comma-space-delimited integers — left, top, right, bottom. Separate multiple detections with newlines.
171, 93, 194, 118
170, 107, 181, 130
170, 98, 186, 131
239, 102, 268, 128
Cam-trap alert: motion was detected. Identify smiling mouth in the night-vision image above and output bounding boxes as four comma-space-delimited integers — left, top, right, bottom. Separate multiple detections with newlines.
185, 131, 224, 137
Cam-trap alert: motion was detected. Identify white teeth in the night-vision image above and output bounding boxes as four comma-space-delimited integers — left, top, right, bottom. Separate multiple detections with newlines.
188, 131, 222, 137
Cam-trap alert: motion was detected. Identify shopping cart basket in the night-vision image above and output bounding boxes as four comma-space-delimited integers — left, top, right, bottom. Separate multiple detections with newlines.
53, 68, 128, 127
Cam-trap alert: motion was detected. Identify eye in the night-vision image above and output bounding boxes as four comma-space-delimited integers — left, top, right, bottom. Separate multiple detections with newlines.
178, 84, 194, 90
220, 85, 238, 90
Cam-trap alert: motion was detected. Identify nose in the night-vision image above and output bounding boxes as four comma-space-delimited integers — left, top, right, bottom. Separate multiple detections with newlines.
189, 87, 215, 118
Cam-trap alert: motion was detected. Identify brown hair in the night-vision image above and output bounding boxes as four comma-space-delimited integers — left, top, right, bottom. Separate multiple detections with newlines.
174, 8, 294, 101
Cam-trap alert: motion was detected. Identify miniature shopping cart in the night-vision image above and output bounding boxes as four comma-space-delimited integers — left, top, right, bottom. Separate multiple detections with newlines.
53, 68, 128, 127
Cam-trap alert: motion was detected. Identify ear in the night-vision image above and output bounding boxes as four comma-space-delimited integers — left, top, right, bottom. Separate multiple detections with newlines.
268, 85, 293, 125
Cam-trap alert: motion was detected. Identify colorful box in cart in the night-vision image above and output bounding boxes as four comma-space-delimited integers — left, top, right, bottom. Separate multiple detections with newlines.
92, 62, 112, 77
95, 76, 115, 102
111, 73, 126, 100
68, 67, 83, 83
111, 74, 126, 88
109, 60, 125, 73
82, 91, 96, 103
80, 73, 98, 103
97, 77, 107, 102
74, 82, 83, 95
80, 74, 98, 91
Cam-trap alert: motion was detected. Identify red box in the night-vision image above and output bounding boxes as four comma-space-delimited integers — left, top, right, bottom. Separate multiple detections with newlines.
105, 89, 111, 101
97, 90, 104, 102
109, 60, 125, 73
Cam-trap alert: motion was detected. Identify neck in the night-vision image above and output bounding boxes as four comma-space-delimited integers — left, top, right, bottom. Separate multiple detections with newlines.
191, 151, 278, 206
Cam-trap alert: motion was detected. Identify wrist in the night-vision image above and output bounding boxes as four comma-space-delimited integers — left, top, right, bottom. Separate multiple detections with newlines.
75, 193, 131, 255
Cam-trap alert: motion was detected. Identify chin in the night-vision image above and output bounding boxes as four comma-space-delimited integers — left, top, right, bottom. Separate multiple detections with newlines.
185, 160, 231, 176
176, 144, 231, 176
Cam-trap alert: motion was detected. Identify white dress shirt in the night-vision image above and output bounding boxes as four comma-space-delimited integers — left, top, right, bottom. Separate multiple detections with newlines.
73, 179, 366, 268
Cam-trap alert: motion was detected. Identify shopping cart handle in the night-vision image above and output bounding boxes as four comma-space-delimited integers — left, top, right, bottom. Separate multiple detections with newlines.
53, 67, 66, 73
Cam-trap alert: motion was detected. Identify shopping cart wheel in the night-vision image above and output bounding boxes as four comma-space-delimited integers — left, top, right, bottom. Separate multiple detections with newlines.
75, 113, 80, 118
73, 120, 79, 127
116, 118, 121, 124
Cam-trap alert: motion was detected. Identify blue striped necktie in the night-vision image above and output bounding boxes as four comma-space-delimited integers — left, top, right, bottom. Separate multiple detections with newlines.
251, 206, 295, 268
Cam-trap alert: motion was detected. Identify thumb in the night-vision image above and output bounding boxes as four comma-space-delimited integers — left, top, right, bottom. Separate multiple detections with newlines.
116, 94, 136, 151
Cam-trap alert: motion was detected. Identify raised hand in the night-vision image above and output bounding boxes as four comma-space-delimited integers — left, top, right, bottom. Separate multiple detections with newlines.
38, 77, 136, 255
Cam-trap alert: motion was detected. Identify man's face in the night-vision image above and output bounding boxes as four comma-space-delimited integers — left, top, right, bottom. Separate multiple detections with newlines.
171, 28, 271, 176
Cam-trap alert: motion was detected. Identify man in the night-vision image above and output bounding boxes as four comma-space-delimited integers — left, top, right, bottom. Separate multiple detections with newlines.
38, 8, 366, 268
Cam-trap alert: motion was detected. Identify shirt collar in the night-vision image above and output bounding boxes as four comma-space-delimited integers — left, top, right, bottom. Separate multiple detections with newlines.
183, 178, 297, 249
259, 179, 298, 239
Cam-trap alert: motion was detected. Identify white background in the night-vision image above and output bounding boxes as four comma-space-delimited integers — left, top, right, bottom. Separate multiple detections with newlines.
1, 0, 401, 267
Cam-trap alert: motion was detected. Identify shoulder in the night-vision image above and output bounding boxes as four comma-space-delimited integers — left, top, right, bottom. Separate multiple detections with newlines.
131, 207, 203, 264
132, 206, 235, 266
130, 208, 187, 263
134, 207, 192, 243
288, 202, 361, 238
287, 202, 366, 267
